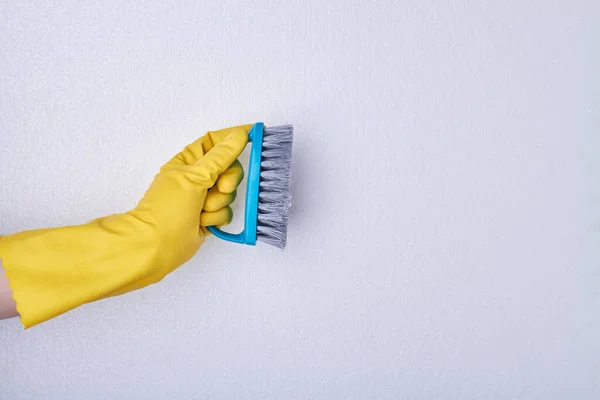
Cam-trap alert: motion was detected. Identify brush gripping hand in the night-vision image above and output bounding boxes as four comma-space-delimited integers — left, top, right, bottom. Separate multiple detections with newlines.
207, 122, 263, 246
0, 124, 251, 328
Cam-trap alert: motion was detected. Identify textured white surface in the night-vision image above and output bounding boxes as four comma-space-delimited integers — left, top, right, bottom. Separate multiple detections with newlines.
1, 1, 599, 398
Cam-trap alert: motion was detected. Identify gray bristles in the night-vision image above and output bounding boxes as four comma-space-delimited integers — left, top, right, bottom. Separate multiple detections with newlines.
256, 124, 293, 249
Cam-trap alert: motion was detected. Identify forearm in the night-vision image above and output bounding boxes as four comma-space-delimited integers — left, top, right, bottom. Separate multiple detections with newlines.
0, 220, 164, 328
0, 261, 18, 320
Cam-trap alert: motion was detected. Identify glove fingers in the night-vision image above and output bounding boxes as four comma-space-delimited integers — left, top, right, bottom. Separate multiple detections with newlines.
192, 127, 248, 181
203, 187, 237, 212
167, 136, 211, 166
216, 159, 244, 194
168, 124, 253, 166
162, 128, 248, 189
206, 124, 254, 147
200, 207, 233, 227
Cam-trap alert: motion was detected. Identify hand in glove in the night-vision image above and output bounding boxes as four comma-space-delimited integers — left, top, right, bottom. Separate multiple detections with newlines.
0, 124, 251, 328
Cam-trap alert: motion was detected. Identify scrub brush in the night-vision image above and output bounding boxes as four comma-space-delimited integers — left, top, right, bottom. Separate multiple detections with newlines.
207, 122, 293, 249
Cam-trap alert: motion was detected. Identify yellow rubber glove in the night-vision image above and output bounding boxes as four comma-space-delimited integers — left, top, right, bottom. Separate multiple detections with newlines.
0, 124, 251, 328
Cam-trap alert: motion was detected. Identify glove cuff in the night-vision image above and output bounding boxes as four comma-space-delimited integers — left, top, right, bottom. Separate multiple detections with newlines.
0, 216, 159, 328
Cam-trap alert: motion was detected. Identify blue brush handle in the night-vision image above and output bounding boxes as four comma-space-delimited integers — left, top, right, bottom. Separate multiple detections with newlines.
206, 122, 263, 245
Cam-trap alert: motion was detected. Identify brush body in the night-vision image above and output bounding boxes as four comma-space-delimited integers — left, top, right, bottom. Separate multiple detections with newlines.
207, 122, 293, 249
256, 124, 293, 248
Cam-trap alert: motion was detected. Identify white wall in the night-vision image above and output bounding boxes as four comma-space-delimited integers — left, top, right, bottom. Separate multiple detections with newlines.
1, 1, 598, 398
